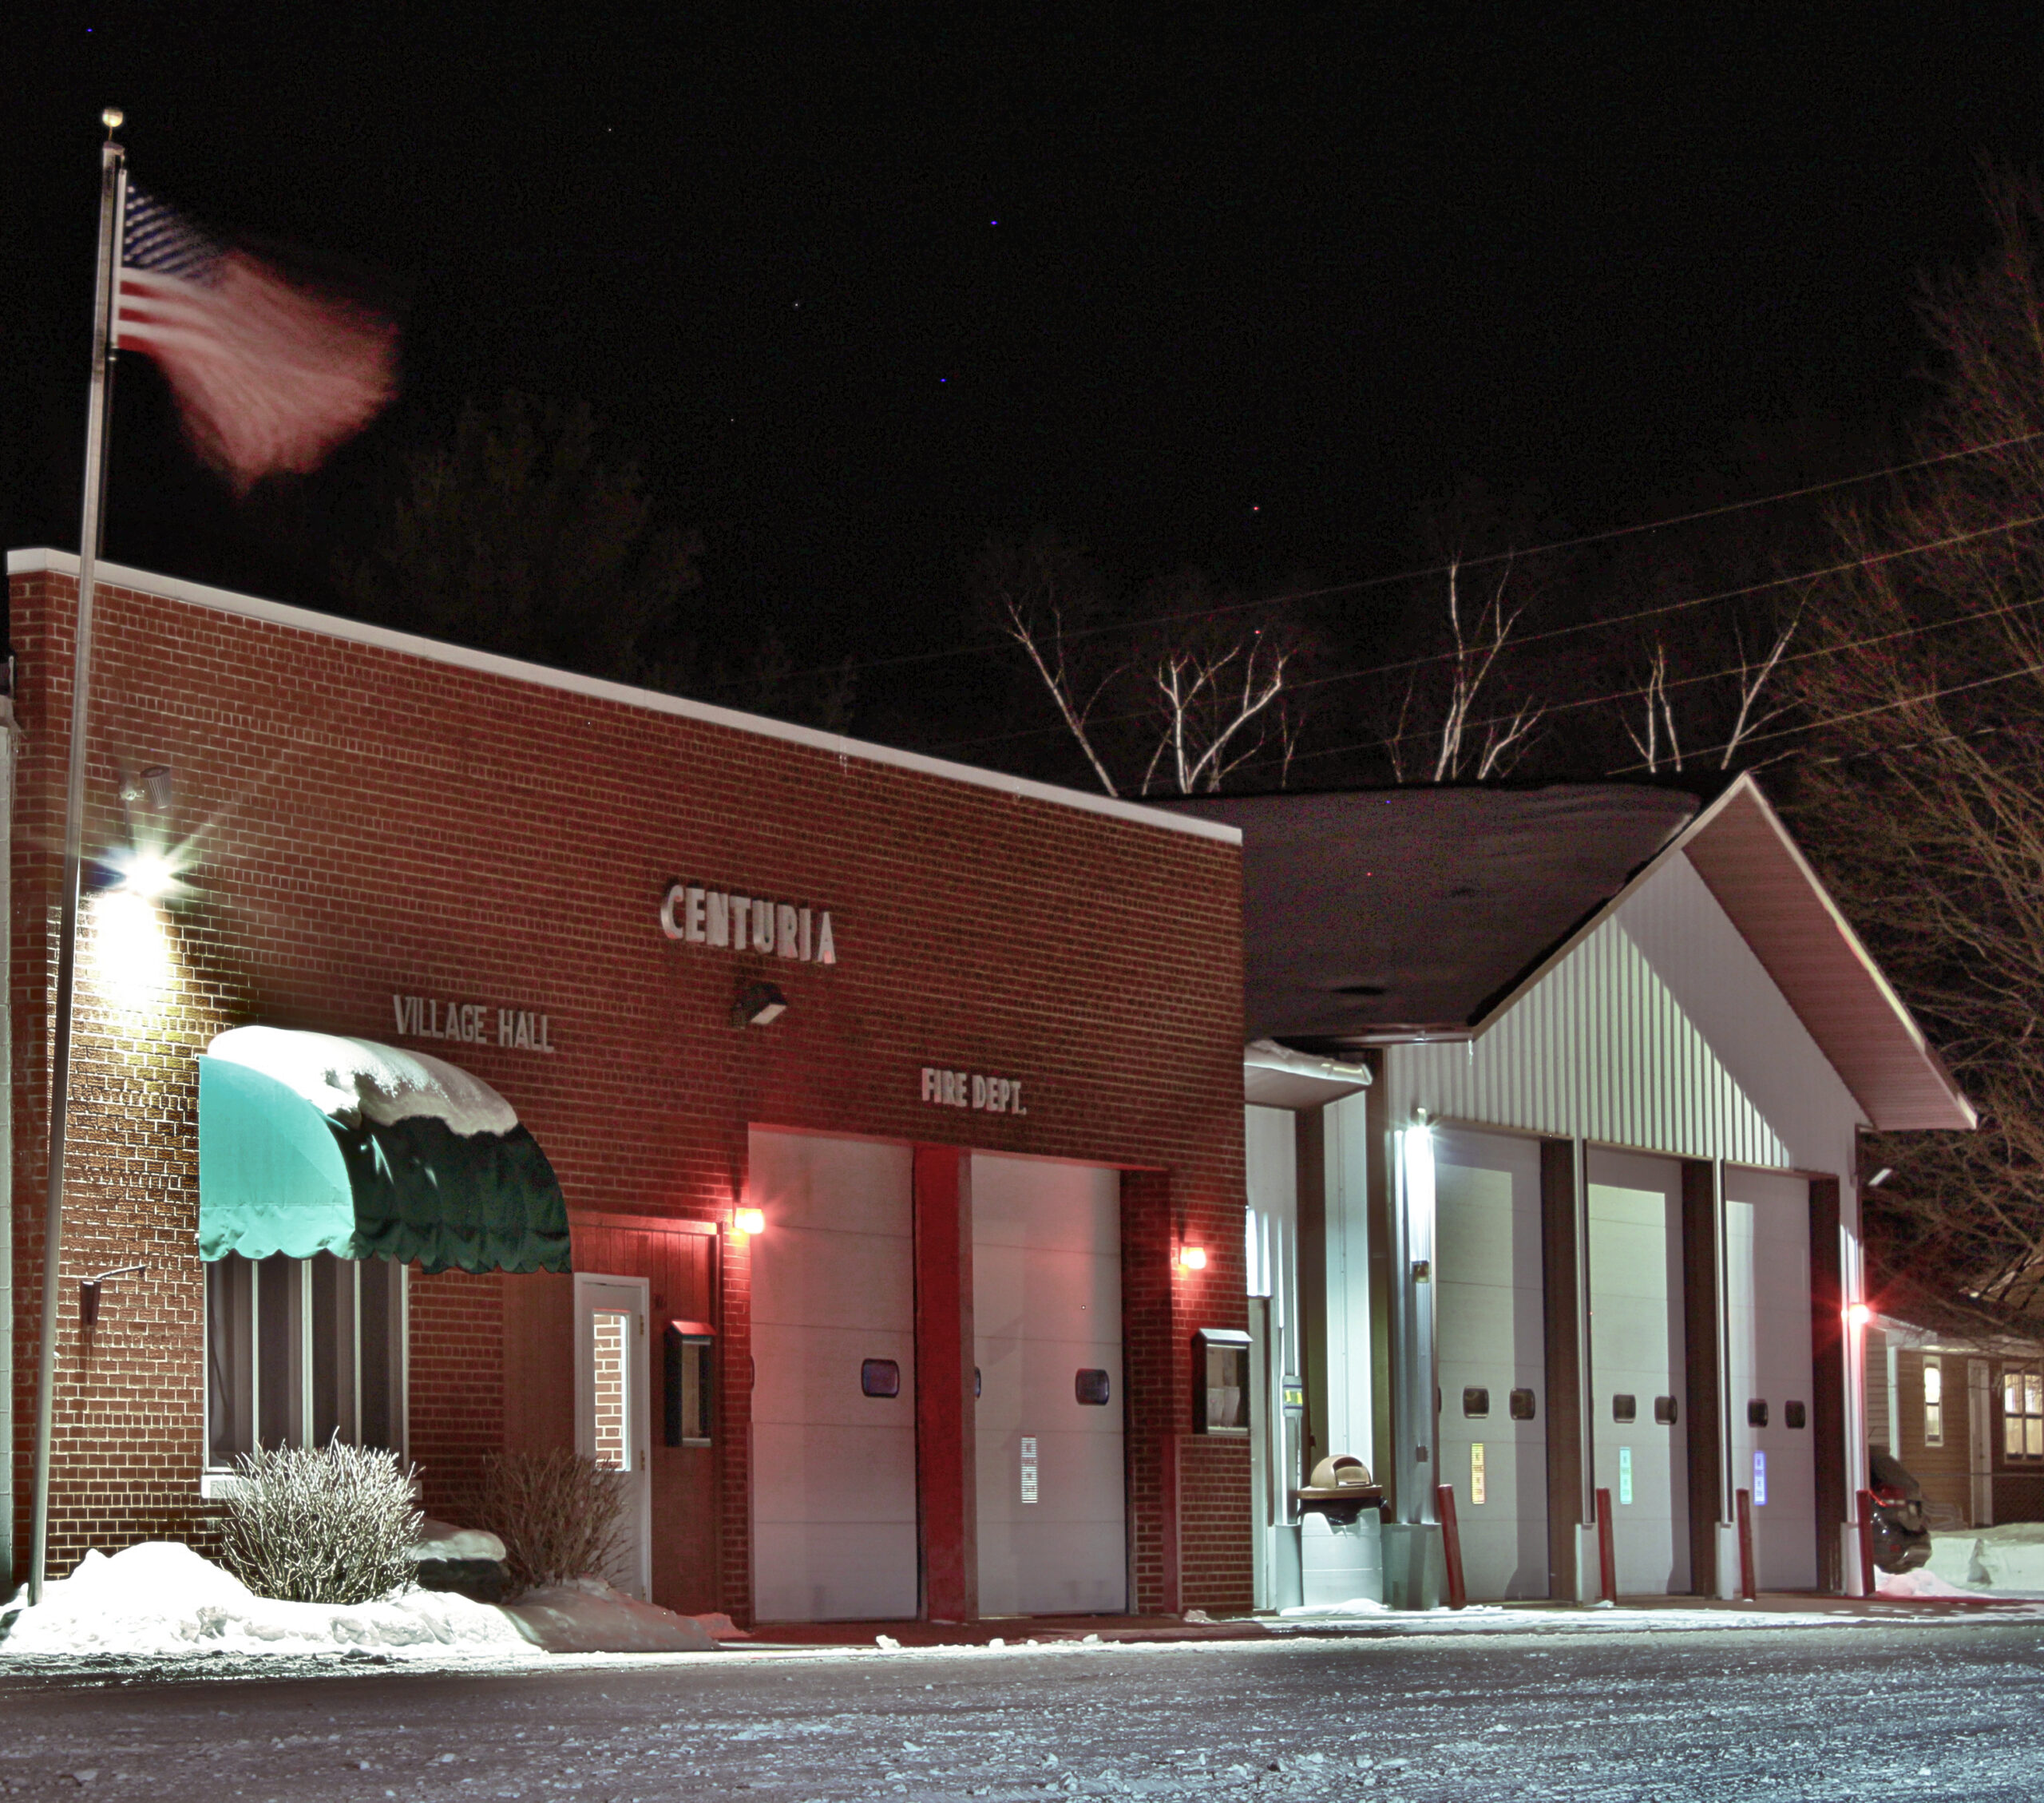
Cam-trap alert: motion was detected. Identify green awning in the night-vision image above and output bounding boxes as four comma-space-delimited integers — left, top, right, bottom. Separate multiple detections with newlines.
198, 1028, 571, 1274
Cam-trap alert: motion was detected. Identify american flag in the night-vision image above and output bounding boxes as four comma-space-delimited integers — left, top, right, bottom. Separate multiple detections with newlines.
113, 186, 398, 493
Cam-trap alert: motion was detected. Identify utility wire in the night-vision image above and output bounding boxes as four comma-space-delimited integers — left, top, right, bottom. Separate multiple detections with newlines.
1289, 585, 2044, 768
1605, 660, 2044, 775
792, 427, 2044, 683
932, 509, 2044, 757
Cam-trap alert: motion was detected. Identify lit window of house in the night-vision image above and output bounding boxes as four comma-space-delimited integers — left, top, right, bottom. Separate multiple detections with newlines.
1923, 1356, 1944, 1447
2006, 1367, 2043, 1461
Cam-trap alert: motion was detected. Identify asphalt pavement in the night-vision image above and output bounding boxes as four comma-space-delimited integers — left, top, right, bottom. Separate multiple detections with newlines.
2, 1618, 2041, 1801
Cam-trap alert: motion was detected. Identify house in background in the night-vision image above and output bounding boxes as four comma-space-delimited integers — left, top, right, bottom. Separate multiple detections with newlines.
1180, 776, 1975, 1605
1866, 1315, 2044, 1529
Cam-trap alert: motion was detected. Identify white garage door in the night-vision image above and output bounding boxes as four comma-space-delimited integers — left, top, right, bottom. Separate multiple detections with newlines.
1433, 1128, 1549, 1601
973, 1154, 1127, 1616
1725, 1167, 1817, 1591
749, 1130, 918, 1622
1586, 1149, 1690, 1595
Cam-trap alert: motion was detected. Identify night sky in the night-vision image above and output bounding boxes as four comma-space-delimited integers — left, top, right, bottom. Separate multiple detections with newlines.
13, 8, 2044, 755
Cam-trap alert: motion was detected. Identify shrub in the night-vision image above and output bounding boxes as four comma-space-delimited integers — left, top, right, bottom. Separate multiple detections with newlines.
218, 1440, 422, 1605
475, 1450, 625, 1597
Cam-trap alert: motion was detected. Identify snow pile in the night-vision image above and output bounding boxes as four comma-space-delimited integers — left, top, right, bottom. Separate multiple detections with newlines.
0, 1542, 538, 1660
1924, 1522, 2044, 1593
1876, 1567, 1979, 1599
499, 1576, 716, 1654
207, 1026, 519, 1136
1278, 1596, 1392, 1616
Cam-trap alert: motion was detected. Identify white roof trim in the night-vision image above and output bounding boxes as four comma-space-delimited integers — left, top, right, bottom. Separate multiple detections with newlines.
7, 548, 1240, 847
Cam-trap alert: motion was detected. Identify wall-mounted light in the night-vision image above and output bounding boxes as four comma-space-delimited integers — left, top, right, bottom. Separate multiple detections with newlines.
732, 1207, 766, 1237
730, 980, 787, 1028
1178, 1244, 1208, 1273
1866, 1168, 1894, 1189
1847, 1302, 1873, 1329
80, 1262, 145, 1329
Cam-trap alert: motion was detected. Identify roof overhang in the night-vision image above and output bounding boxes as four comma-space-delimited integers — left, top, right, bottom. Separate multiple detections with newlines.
1484, 775, 1975, 1132
1244, 1039, 1373, 1111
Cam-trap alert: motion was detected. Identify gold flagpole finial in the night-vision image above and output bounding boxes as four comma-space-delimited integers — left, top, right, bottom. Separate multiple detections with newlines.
101, 108, 125, 137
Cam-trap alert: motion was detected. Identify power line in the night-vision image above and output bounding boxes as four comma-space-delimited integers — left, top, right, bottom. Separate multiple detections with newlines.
793, 427, 2044, 684
932, 509, 2044, 758
1606, 660, 2044, 775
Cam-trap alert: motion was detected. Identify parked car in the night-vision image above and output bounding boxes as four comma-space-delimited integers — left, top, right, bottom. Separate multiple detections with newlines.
1868, 1445, 1933, 1573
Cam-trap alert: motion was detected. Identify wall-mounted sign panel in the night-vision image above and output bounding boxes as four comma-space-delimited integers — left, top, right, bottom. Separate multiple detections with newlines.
921, 1068, 1028, 1115
660, 883, 836, 965
392, 994, 556, 1053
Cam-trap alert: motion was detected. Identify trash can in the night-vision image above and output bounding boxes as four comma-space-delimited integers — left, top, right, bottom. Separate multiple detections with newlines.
1295, 1456, 1385, 1607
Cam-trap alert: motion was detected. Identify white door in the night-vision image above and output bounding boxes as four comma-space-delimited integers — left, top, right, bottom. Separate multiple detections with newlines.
1725, 1167, 1816, 1590
973, 1154, 1126, 1616
1586, 1150, 1690, 1595
749, 1130, 918, 1622
1433, 1128, 1549, 1600
574, 1273, 651, 1599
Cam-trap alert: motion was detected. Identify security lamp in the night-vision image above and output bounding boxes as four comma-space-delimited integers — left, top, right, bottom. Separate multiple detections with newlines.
730, 980, 787, 1028
1866, 1167, 1894, 1189
1847, 1302, 1874, 1329
80, 1263, 145, 1329
1178, 1245, 1208, 1272
733, 1207, 766, 1237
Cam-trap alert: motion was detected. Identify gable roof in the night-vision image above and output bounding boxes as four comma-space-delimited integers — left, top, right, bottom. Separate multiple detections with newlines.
1175, 775, 1973, 1133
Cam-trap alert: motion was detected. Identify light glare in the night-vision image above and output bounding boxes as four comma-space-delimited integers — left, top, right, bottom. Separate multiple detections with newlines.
734, 1207, 766, 1236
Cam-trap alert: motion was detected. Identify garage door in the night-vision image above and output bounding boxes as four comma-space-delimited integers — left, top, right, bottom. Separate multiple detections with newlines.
1434, 1128, 1548, 1601
1725, 1167, 1816, 1590
973, 1154, 1127, 1616
749, 1130, 918, 1622
1586, 1149, 1691, 1595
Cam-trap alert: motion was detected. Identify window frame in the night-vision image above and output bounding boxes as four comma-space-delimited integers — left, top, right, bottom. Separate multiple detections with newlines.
204, 1251, 409, 1488
1922, 1354, 1944, 1448
2005, 1364, 2043, 1462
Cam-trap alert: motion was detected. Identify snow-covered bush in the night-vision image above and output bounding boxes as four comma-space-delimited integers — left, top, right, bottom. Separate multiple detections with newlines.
218, 1440, 422, 1605
475, 1450, 624, 1597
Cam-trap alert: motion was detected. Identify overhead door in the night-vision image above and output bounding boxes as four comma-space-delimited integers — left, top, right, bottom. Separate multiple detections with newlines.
973, 1154, 1126, 1616
1725, 1167, 1816, 1590
1434, 1128, 1548, 1601
750, 1130, 918, 1622
1586, 1149, 1690, 1595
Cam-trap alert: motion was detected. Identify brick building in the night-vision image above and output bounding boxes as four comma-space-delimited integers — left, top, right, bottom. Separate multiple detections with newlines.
2, 549, 1250, 1625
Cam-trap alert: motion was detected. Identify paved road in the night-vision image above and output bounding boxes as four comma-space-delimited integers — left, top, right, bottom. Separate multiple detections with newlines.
2, 1620, 2041, 1801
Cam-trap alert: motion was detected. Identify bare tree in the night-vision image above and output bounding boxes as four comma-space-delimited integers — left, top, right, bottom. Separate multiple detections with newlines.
1380, 559, 1544, 782
1795, 167, 2044, 1335
1622, 614, 1798, 775
980, 537, 1304, 797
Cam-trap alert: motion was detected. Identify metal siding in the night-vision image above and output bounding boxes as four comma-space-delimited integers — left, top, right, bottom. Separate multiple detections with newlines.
1382, 853, 1872, 1171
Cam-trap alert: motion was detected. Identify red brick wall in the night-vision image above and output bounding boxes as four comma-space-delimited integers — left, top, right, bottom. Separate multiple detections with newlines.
7, 565, 1247, 1611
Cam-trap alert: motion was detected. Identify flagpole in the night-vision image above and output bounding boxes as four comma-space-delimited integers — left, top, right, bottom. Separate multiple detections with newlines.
27, 110, 127, 1607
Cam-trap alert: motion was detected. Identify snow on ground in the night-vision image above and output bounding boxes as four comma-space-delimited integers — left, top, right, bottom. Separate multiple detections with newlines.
0, 1541, 541, 1661
1924, 1521, 2044, 1593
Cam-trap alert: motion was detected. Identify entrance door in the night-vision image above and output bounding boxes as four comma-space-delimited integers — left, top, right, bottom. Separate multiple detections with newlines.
749, 1130, 918, 1622
574, 1273, 651, 1599
1586, 1150, 1690, 1595
1434, 1128, 1548, 1600
973, 1154, 1126, 1616
1724, 1167, 1816, 1589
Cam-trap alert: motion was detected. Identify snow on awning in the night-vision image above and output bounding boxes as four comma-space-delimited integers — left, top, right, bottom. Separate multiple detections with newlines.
197, 1026, 571, 1274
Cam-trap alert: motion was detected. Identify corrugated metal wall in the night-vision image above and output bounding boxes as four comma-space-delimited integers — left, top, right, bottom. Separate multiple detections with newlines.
1382, 856, 1818, 1167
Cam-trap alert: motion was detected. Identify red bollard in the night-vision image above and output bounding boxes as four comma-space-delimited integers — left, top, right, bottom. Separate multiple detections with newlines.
1436, 1484, 1468, 1611
1854, 1488, 1880, 1598
1736, 1487, 1757, 1600
1594, 1486, 1617, 1603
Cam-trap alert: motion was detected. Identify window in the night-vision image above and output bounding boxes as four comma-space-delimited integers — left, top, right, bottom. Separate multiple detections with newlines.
1923, 1357, 1944, 1447
1462, 1387, 1491, 1418
1612, 1394, 1637, 1424
664, 1327, 713, 1447
2005, 1367, 2043, 1460
206, 1252, 406, 1467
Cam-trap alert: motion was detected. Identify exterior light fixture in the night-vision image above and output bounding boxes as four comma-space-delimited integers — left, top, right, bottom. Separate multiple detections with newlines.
80, 1262, 145, 1329
733, 1207, 766, 1237
113, 850, 176, 900
1178, 1244, 1208, 1272
730, 980, 787, 1028
1866, 1168, 1894, 1189
1847, 1302, 1874, 1329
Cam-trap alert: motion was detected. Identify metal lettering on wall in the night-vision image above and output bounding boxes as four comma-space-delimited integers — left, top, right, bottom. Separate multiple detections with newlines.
660, 882, 836, 964
391, 993, 557, 1052
920, 1067, 1027, 1115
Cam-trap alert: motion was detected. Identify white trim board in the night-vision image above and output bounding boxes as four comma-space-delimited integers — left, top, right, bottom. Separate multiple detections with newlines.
7, 548, 1241, 848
